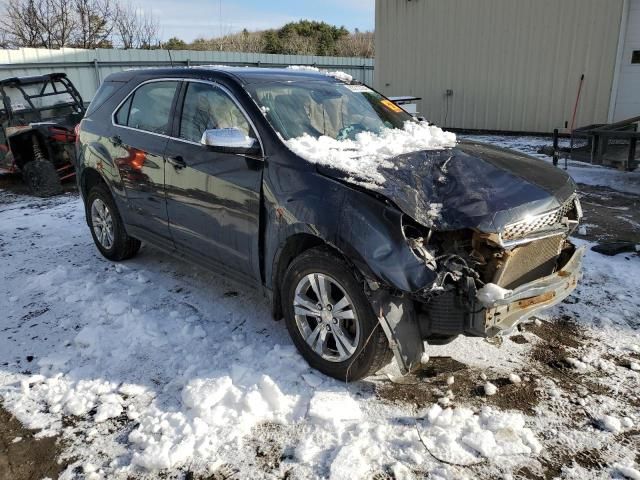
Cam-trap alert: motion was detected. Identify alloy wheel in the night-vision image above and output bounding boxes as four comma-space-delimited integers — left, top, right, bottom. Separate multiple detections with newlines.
91, 198, 114, 250
293, 273, 360, 362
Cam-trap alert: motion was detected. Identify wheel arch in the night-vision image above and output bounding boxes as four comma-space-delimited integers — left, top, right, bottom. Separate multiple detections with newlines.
80, 167, 114, 226
80, 167, 108, 199
271, 233, 356, 320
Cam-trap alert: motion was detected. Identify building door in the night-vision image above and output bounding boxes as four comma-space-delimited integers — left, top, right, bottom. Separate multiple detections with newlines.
614, 0, 640, 121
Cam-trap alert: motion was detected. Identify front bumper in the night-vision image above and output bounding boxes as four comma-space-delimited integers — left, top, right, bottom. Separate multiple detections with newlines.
471, 244, 585, 336
373, 242, 585, 376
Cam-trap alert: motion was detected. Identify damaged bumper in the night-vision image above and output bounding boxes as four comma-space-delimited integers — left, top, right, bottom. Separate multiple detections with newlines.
473, 244, 585, 337
374, 242, 585, 375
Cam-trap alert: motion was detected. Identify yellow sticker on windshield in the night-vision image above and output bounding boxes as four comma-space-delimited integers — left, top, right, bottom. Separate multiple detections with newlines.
381, 99, 403, 113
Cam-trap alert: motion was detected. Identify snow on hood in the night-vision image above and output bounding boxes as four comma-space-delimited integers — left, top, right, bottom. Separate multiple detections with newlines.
285, 121, 457, 185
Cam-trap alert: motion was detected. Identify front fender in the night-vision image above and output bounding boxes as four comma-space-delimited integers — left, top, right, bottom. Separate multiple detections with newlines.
336, 188, 437, 293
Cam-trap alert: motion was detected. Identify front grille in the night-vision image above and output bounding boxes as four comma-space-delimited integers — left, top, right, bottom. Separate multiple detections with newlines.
493, 235, 564, 289
502, 198, 577, 241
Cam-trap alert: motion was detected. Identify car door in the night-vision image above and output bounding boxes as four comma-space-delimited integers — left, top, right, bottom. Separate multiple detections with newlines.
164, 80, 264, 280
111, 80, 180, 246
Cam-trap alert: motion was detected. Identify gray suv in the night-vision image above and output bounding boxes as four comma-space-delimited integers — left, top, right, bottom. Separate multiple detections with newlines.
76, 67, 584, 381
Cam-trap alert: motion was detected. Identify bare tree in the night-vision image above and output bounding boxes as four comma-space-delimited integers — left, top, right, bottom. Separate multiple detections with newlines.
336, 30, 374, 58
0, 0, 75, 48
136, 9, 159, 48
74, 0, 115, 48
0, 0, 160, 49
113, 2, 137, 48
113, 1, 159, 49
0, 0, 42, 47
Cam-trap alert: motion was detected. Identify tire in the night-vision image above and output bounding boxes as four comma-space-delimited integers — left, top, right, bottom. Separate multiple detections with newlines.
281, 247, 392, 381
86, 183, 141, 261
22, 139, 62, 197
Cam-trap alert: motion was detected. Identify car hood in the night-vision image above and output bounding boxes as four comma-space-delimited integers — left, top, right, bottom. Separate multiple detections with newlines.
317, 140, 577, 233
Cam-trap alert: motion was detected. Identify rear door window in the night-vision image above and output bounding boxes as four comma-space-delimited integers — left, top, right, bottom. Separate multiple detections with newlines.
115, 81, 179, 135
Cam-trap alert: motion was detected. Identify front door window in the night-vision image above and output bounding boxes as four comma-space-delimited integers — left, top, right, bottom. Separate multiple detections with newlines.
179, 82, 257, 143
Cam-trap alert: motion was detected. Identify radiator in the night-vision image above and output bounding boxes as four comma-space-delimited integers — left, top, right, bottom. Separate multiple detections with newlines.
493, 234, 564, 289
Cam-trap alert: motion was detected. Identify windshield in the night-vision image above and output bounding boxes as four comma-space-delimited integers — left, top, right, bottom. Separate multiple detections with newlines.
246, 81, 415, 141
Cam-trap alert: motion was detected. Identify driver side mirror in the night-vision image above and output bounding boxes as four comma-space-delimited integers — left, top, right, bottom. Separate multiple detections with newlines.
200, 128, 261, 156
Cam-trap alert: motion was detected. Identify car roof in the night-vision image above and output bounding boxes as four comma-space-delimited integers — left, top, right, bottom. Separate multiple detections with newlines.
0, 72, 68, 87
104, 66, 342, 85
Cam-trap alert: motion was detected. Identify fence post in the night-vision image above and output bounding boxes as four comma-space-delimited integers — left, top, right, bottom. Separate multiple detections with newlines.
628, 137, 637, 172
552, 129, 559, 166
93, 59, 101, 89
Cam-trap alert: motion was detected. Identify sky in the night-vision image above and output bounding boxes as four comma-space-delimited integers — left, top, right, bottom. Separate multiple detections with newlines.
136, 0, 376, 42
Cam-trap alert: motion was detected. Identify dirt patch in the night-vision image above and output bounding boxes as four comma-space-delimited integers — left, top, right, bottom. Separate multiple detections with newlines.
417, 357, 468, 379
482, 378, 541, 415
514, 444, 610, 480
525, 316, 585, 349
0, 404, 67, 480
376, 357, 469, 407
245, 422, 298, 477
377, 358, 542, 415
509, 334, 529, 344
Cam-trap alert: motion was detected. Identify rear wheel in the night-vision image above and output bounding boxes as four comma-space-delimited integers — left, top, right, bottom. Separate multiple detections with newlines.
87, 183, 141, 261
22, 139, 62, 197
282, 247, 392, 381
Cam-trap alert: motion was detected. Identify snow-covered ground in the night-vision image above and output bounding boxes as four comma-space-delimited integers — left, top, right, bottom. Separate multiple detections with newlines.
0, 136, 639, 479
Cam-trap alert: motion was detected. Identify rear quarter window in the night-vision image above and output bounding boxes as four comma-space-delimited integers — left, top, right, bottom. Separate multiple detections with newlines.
86, 81, 125, 117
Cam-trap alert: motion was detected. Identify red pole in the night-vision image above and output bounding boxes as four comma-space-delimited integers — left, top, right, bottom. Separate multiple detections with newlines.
570, 74, 585, 132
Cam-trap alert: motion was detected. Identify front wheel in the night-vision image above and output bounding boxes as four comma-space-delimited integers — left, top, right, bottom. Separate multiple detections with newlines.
281, 247, 392, 381
87, 183, 141, 261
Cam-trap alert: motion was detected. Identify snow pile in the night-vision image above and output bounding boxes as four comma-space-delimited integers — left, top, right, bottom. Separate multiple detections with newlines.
509, 374, 522, 384
476, 283, 512, 307
613, 463, 640, 480
307, 391, 362, 429
128, 374, 303, 470
285, 121, 457, 184
484, 382, 498, 396
287, 65, 353, 82
595, 414, 634, 434
417, 404, 542, 464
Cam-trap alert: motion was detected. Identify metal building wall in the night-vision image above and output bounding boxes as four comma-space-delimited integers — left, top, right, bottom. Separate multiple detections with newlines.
375, 0, 625, 133
0, 48, 375, 102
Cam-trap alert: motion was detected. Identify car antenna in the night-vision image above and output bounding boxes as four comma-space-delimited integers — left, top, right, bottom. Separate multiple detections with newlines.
167, 49, 174, 68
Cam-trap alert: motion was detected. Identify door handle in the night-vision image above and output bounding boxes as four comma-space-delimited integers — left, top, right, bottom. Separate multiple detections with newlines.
167, 155, 186, 170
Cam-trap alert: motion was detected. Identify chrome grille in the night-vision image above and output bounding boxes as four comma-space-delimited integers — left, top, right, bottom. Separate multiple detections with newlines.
502, 198, 578, 241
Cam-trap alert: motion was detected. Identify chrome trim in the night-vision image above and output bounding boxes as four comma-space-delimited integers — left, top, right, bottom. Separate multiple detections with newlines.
109, 77, 265, 158
493, 195, 581, 247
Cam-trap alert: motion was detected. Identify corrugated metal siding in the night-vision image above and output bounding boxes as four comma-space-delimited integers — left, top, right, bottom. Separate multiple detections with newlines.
375, 0, 625, 132
0, 48, 375, 101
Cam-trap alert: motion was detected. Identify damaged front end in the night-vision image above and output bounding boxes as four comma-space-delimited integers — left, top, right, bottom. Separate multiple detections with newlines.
374, 195, 585, 375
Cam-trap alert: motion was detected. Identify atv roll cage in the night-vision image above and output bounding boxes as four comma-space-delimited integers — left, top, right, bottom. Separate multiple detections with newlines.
0, 73, 85, 123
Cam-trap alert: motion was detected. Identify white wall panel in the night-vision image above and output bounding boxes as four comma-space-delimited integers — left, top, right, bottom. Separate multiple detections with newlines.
376, 0, 625, 132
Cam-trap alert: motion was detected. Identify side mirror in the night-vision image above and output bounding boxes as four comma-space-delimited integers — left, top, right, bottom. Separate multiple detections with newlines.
200, 128, 261, 156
